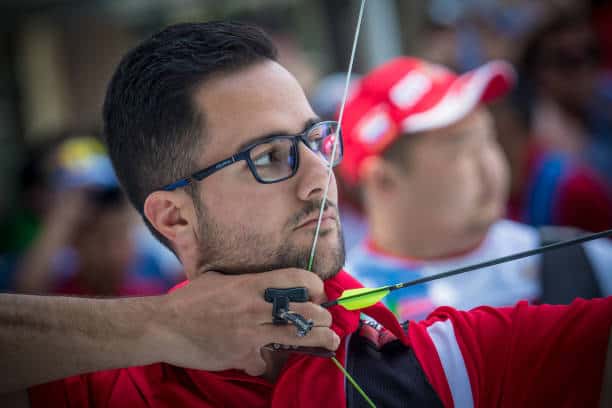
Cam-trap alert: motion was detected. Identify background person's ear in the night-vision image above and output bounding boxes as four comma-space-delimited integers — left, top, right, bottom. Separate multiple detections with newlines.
359, 156, 398, 194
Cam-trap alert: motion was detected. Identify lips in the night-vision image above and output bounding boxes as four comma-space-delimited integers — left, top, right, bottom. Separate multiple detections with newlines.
294, 210, 337, 230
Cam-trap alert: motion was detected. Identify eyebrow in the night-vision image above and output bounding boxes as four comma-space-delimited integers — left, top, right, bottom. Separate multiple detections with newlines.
235, 117, 322, 152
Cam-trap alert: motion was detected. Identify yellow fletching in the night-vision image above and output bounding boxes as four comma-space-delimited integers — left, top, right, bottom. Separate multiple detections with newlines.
336, 287, 390, 310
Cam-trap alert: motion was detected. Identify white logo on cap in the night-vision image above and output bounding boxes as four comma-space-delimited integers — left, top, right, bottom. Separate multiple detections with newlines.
358, 108, 391, 145
389, 72, 432, 109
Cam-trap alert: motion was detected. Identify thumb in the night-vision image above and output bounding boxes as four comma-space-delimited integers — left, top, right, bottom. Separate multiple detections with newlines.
243, 350, 267, 377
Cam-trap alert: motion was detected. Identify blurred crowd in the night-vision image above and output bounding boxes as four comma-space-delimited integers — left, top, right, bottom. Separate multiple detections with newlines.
0, 133, 182, 294
319, 1, 612, 252
0, 0, 610, 307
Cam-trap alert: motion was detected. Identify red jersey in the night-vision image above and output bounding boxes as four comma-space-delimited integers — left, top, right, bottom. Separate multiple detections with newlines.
29, 271, 612, 407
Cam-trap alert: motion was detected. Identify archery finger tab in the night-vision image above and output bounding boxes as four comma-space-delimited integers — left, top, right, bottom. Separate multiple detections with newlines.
289, 302, 333, 327
264, 287, 309, 302
266, 326, 340, 351
278, 311, 314, 337
263, 287, 317, 337
264, 287, 309, 324
267, 268, 326, 303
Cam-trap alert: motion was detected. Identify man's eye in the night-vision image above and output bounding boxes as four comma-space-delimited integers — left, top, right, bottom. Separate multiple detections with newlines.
252, 152, 271, 166
252, 149, 280, 166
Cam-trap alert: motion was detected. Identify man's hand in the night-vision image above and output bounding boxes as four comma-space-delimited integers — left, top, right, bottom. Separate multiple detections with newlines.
0, 268, 337, 393
148, 269, 340, 376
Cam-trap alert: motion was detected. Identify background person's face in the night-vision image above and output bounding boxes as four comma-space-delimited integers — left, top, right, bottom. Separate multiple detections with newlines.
187, 61, 345, 279
73, 203, 134, 289
537, 24, 598, 114
394, 108, 510, 240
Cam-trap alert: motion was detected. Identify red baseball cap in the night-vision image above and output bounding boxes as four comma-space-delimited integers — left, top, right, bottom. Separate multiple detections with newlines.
339, 57, 515, 186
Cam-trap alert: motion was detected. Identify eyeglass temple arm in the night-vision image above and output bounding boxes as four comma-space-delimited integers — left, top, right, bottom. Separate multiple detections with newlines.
161, 178, 191, 191
163, 152, 250, 191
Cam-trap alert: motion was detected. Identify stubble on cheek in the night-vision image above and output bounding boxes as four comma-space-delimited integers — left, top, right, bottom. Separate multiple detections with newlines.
195, 212, 345, 280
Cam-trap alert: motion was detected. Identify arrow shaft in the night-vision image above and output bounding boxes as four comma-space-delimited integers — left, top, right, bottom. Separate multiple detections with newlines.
328, 228, 612, 308
392, 228, 612, 291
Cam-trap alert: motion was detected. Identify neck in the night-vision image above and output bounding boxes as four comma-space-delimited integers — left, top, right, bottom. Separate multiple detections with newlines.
368, 215, 486, 260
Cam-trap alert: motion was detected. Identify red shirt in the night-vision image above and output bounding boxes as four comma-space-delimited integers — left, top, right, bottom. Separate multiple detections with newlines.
29, 271, 612, 407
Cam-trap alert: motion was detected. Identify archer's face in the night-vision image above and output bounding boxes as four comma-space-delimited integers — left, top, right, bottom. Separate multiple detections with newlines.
187, 60, 345, 279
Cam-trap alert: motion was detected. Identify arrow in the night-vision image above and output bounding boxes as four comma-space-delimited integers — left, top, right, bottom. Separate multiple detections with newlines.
323, 228, 612, 310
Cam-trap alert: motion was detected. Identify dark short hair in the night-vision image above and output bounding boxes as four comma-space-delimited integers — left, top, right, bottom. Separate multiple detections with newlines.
103, 21, 277, 250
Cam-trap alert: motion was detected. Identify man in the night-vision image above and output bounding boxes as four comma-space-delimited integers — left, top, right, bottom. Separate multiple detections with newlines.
518, 10, 612, 184
14, 136, 170, 296
340, 57, 612, 321
494, 97, 612, 233
0, 22, 610, 407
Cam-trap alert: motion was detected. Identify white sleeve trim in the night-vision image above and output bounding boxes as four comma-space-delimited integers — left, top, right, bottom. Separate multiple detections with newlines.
584, 239, 612, 296
427, 320, 474, 408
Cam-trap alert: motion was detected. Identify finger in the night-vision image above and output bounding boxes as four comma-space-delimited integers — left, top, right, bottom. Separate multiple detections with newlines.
288, 302, 332, 327
233, 295, 276, 325
262, 326, 340, 351
249, 298, 332, 327
251, 268, 327, 304
242, 349, 267, 376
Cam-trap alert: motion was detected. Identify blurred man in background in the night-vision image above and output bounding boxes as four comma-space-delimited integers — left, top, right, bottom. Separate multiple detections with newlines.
341, 57, 612, 322
0, 140, 57, 290
518, 10, 612, 185
493, 96, 612, 233
14, 136, 175, 296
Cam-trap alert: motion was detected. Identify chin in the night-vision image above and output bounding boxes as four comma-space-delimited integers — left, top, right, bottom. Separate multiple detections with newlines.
311, 261, 342, 280
309, 237, 346, 280
470, 213, 498, 234
479, 199, 504, 222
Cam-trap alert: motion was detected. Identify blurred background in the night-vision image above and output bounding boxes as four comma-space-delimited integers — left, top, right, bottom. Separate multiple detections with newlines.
0, 0, 610, 295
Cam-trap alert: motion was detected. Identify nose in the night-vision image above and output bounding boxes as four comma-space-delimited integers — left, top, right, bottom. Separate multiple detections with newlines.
294, 141, 334, 202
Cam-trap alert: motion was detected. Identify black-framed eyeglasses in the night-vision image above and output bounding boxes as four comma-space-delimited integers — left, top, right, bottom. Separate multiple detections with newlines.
160, 121, 343, 191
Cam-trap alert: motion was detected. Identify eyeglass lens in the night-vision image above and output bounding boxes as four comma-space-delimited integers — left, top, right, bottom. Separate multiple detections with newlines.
308, 122, 342, 165
249, 138, 296, 182
248, 122, 341, 182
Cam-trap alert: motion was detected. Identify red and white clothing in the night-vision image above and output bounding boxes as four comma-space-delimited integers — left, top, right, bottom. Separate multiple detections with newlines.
29, 271, 612, 407
347, 219, 612, 322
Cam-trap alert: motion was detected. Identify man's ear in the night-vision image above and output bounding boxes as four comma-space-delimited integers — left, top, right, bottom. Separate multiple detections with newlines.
143, 190, 193, 246
359, 156, 399, 194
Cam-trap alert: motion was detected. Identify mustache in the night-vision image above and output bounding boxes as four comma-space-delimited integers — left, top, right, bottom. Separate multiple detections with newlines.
288, 199, 337, 229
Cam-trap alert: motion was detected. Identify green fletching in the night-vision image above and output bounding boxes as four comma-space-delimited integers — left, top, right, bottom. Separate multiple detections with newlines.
336, 287, 390, 310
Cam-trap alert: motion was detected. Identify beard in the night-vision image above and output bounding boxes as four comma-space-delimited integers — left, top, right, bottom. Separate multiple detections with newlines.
194, 200, 346, 280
